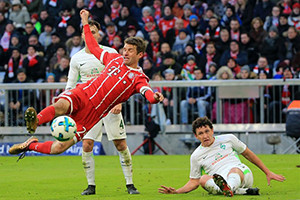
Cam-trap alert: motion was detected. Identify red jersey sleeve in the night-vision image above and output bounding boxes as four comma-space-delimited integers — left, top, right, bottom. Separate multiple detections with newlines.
136, 75, 159, 104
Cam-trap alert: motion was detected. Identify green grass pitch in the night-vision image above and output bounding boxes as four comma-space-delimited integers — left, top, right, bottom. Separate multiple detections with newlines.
0, 154, 299, 200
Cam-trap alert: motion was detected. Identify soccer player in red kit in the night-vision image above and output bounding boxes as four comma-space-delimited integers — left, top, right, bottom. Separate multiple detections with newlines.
9, 9, 164, 156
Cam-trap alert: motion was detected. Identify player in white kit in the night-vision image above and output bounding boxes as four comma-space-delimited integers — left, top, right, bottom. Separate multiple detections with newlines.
66, 20, 139, 195
159, 117, 285, 197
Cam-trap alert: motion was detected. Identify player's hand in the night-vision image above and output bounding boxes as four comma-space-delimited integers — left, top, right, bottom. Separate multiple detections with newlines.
80, 9, 89, 25
154, 92, 164, 102
158, 185, 177, 194
110, 103, 122, 114
266, 171, 285, 185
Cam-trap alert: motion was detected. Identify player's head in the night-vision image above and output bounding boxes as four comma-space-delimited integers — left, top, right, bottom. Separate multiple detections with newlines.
123, 37, 146, 66
81, 20, 101, 42
192, 117, 215, 147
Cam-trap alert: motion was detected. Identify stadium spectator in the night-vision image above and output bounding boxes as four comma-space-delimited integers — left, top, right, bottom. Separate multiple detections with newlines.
277, 0, 292, 15
214, 0, 230, 18
137, 16, 158, 42
142, 57, 155, 78
278, 14, 290, 38
240, 32, 259, 67
20, 22, 38, 48
72, 0, 87, 24
48, 44, 68, 73
178, 42, 200, 66
186, 15, 201, 41
9, 0, 30, 29
226, 57, 240, 77
203, 16, 221, 42
180, 67, 211, 124
252, 56, 271, 77
263, 5, 281, 32
236, 65, 257, 79
194, 33, 206, 56
0, 0, 10, 17
220, 5, 242, 29
8, 68, 36, 125
158, 5, 176, 38
285, 26, 300, 62
156, 42, 175, 67
38, 22, 54, 51
199, 41, 220, 74
26, 34, 44, 54
288, 3, 300, 30
65, 33, 83, 57
38, 9, 55, 32
156, 52, 182, 77
8, 34, 22, 57
151, 0, 162, 22
181, 54, 197, 80
130, 0, 145, 28
145, 30, 162, 65
215, 28, 230, 55
3, 47, 23, 83
229, 19, 242, 41
23, 45, 45, 82
102, 22, 118, 46
0, 12, 10, 35
0, 23, 15, 52
159, 117, 285, 196
172, 0, 187, 18
198, 8, 215, 32
109, 0, 122, 21
44, 0, 63, 17
21, 0, 43, 15
56, 7, 76, 39
260, 25, 286, 68
172, 29, 190, 56
219, 40, 248, 67
235, 0, 254, 31
165, 18, 185, 47
249, 17, 268, 49
90, 0, 107, 28
191, 0, 207, 19
206, 61, 218, 80
253, 0, 274, 21
114, 6, 139, 38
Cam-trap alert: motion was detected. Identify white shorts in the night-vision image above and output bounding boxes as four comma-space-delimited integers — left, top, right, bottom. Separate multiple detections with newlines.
218, 163, 253, 188
83, 112, 126, 141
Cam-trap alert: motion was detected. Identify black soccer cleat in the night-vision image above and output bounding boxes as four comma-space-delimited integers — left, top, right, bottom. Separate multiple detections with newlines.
213, 174, 234, 197
126, 184, 140, 194
81, 185, 96, 195
245, 187, 260, 195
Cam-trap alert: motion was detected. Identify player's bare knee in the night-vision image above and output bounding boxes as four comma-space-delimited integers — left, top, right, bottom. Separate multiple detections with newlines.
228, 168, 244, 181
113, 139, 127, 151
82, 139, 94, 152
53, 99, 70, 116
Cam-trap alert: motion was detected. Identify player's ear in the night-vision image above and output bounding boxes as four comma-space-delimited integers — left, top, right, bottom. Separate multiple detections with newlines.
138, 52, 144, 59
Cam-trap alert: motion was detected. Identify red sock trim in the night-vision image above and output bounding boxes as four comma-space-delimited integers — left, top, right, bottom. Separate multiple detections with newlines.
37, 106, 56, 125
28, 141, 53, 154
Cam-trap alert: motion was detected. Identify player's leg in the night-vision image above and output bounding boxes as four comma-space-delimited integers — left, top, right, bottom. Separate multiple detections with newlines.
80, 119, 104, 195
234, 164, 259, 195
226, 167, 244, 192
104, 113, 139, 194
25, 99, 71, 134
9, 136, 75, 155
199, 175, 221, 194
81, 139, 96, 195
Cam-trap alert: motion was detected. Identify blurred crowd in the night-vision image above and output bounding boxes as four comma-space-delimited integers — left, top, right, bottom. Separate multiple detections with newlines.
0, 0, 300, 125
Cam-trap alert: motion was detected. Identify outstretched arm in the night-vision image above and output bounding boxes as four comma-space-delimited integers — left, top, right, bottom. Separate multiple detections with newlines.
158, 179, 200, 194
144, 90, 164, 104
242, 147, 285, 185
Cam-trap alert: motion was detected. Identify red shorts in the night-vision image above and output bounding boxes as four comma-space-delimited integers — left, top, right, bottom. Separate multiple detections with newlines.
55, 88, 100, 142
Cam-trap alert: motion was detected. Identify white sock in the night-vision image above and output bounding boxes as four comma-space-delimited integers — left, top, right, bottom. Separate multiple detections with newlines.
118, 146, 133, 185
227, 173, 241, 192
82, 151, 95, 186
235, 188, 247, 194
204, 179, 221, 194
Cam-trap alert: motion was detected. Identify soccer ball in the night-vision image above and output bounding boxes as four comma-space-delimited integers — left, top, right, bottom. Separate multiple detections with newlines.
50, 116, 77, 141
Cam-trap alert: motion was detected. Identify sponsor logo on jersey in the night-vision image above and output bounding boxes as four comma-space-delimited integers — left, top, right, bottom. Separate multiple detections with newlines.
91, 68, 100, 74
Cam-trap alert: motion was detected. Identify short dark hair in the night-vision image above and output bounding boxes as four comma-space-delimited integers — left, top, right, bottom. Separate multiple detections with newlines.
124, 37, 146, 54
192, 117, 213, 134
81, 20, 101, 32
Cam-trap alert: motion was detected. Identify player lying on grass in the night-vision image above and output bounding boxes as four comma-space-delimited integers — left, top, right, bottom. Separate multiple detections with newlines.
67, 20, 139, 195
159, 117, 285, 197
9, 10, 164, 159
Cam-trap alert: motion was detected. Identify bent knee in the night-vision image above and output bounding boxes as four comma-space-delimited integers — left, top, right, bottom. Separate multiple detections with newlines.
82, 139, 94, 152
199, 175, 212, 187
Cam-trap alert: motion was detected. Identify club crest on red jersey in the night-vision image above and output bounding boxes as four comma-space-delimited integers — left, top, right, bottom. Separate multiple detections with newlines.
128, 72, 135, 79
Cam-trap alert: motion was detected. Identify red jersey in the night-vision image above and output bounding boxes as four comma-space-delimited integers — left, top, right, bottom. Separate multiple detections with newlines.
80, 24, 158, 119
158, 18, 176, 38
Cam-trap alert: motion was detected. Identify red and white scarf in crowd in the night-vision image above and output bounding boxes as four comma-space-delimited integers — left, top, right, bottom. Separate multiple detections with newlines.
151, 42, 160, 63
107, 31, 116, 46
144, 24, 156, 32
230, 51, 238, 59
58, 16, 70, 28
195, 43, 205, 54
231, 30, 240, 41
0, 31, 11, 52
49, 0, 57, 7
110, 4, 121, 21
27, 0, 33, 4
89, 0, 96, 9
205, 26, 220, 42
291, 18, 300, 30
8, 55, 23, 78
183, 63, 196, 73
253, 65, 270, 74
153, 4, 162, 21
282, 85, 291, 106
27, 54, 38, 67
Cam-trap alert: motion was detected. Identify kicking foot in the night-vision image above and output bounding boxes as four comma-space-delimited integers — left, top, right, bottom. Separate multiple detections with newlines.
9, 136, 38, 154
245, 187, 260, 195
126, 184, 140, 194
81, 185, 95, 195
25, 107, 38, 134
213, 174, 234, 197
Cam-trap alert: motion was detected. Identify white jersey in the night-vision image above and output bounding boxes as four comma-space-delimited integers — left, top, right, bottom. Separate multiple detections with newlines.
66, 45, 118, 89
189, 134, 247, 179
